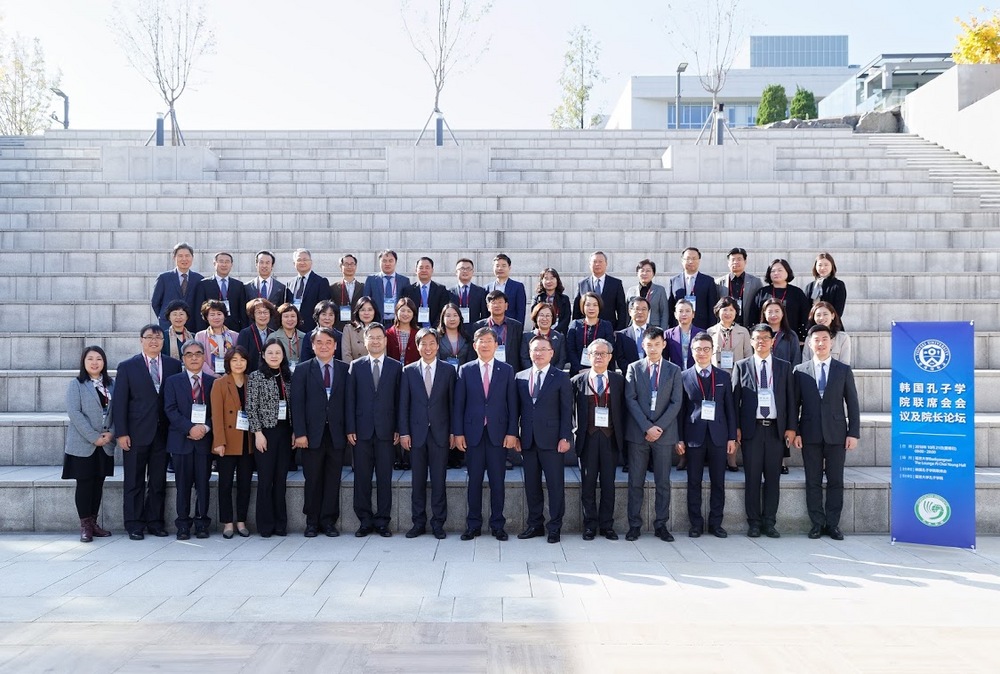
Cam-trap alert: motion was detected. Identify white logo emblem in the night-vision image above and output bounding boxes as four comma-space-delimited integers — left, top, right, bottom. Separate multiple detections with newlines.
913, 340, 950, 373
914, 494, 951, 527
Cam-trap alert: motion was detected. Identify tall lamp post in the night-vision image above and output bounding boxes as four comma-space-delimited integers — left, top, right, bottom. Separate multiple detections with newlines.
675, 63, 688, 130
51, 88, 69, 129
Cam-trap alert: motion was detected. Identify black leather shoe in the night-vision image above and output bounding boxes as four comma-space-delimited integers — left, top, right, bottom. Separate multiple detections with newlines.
517, 526, 545, 540
781, 465, 789, 475
460, 527, 481, 541
433, 529, 447, 540
808, 525, 823, 539
376, 526, 392, 538
655, 527, 675, 542
274, 529, 287, 537
601, 529, 619, 541
355, 525, 374, 538
625, 527, 640, 541
708, 526, 728, 539
675, 460, 687, 471
406, 526, 426, 539
688, 528, 702, 538
583, 529, 596, 541
726, 464, 739, 472
260, 532, 272, 538
622, 464, 629, 473
747, 525, 761, 538
147, 527, 169, 537
176, 529, 190, 540
547, 532, 560, 544
492, 528, 509, 542
325, 525, 340, 537
304, 526, 318, 538
763, 526, 781, 538
195, 529, 209, 539
128, 531, 145, 541
828, 526, 845, 541
505, 459, 514, 471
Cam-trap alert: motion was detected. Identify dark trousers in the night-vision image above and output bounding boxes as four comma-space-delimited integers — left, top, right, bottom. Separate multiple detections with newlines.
742, 423, 784, 527
802, 441, 847, 528
75, 478, 106, 519
627, 441, 672, 530
410, 438, 448, 530
685, 439, 727, 530
522, 443, 566, 533
172, 451, 212, 531
301, 428, 344, 529
217, 452, 254, 524
255, 423, 291, 535
353, 437, 395, 528
465, 437, 507, 531
122, 435, 167, 533
580, 432, 617, 531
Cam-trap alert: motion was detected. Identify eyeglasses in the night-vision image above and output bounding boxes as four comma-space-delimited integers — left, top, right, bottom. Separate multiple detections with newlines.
141, 335, 164, 341
692, 346, 713, 353
182, 351, 204, 358
590, 351, 611, 358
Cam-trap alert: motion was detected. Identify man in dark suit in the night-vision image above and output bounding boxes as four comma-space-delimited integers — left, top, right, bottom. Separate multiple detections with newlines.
291, 327, 349, 537
401, 256, 450, 328
362, 249, 410, 323
346, 322, 402, 538
572, 338, 626, 540
399, 328, 456, 539
515, 336, 573, 543
573, 251, 628, 330
792, 325, 860, 541
163, 340, 215, 539
733, 324, 797, 538
715, 247, 764, 328
329, 254, 364, 330
485, 253, 526, 324
151, 242, 203, 332
193, 251, 248, 332
453, 326, 518, 541
113, 324, 182, 539
288, 248, 332, 333
473, 291, 523, 369
667, 247, 719, 332
450, 258, 488, 324
678, 332, 737, 538
245, 250, 290, 329
624, 326, 684, 542
614, 297, 651, 374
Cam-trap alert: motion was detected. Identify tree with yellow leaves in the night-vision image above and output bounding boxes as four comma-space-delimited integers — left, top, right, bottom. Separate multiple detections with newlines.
953, 8, 1000, 64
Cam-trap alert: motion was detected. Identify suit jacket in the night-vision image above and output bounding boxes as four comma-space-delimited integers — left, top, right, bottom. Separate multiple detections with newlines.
289, 272, 332, 332
519, 330, 567, 371
516, 367, 573, 450
300, 327, 344, 363
329, 279, 366, 329
152, 269, 203, 332
715, 272, 764, 328
386, 325, 420, 365
793, 359, 860, 445
346, 355, 402, 441
613, 324, 648, 374
195, 328, 239, 378
194, 276, 248, 332
401, 280, 450, 327
236, 325, 274, 373
571, 370, 626, 458
64, 378, 115, 457
667, 272, 719, 332
531, 292, 572, 335
485, 278, 527, 325
680, 366, 737, 448
290, 357, 348, 448
573, 275, 628, 330
565, 319, 616, 376
438, 329, 474, 366
665, 325, 706, 370
473, 317, 523, 368
452, 359, 518, 447
749, 285, 810, 342
362, 272, 411, 319
209, 373, 246, 456
112, 353, 181, 446
732, 356, 797, 441
624, 357, 684, 447
625, 282, 670, 329
246, 276, 291, 329
706, 322, 753, 373
398, 360, 456, 448
164, 370, 215, 455
803, 277, 848, 319
449, 283, 489, 325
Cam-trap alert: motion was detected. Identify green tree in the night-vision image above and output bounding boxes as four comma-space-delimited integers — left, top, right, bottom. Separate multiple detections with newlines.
0, 35, 58, 136
551, 25, 605, 129
789, 86, 817, 119
953, 9, 1000, 63
756, 84, 787, 125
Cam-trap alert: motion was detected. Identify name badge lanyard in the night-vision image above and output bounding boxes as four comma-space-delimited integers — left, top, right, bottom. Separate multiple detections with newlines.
588, 379, 609, 408
696, 368, 716, 402
251, 325, 269, 356
277, 376, 288, 421
288, 332, 299, 361
582, 322, 596, 349
728, 276, 743, 302
772, 287, 787, 303
490, 320, 507, 346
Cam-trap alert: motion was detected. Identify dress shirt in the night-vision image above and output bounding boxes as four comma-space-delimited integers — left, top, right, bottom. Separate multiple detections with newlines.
530, 364, 550, 398
751, 354, 776, 419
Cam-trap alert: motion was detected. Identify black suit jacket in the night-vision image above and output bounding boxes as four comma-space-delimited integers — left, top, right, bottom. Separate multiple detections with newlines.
401, 280, 450, 327
329, 280, 366, 330
449, 283, 489, 325
614, 325, 647, 374
163, 370, 215, 455
152, 269, 204, 332
290, 357, 348, 448
732, 356, 797, 441
473, 318, 523, 368
680, 366, 737, 448
346, 356, 402, 441
289, 272, 332, 332
793, 359, 860, 445
573, 275, 628, 330
571, 370, 626, 458
194, 277, 248, 332
112, 353, 182, 446
398, 360, 456, 448
667, 272, 719, 332
246, 277, 291, 329
532, 293, 572, 335
516, 367, 573, 450
236, 326, 274, 373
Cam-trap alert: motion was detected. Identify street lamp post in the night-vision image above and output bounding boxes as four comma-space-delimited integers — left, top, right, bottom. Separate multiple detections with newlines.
675, 63, 688, 130
50, 88, 69, 129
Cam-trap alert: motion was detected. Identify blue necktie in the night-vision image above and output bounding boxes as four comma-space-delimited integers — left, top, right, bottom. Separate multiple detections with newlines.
384, 277, 392, 298
818, 362, 827, 397
260, 280, 268, 299
596, 373, 605, 394
220, 278, 228, 300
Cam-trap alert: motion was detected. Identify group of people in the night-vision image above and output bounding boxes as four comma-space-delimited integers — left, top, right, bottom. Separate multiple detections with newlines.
63, 244, 859, 543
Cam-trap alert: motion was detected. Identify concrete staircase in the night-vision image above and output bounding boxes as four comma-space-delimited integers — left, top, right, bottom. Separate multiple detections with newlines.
1, 127, 998, 535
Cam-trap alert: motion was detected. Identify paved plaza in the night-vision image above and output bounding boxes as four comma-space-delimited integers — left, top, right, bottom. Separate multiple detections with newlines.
1, 532, 999, 672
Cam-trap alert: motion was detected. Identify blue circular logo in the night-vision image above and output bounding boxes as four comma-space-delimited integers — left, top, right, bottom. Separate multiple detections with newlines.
913, 340, 950, 373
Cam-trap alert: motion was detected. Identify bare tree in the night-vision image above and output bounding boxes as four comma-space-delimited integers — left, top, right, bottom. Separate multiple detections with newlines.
110, 0, 216, 145
551, 25, 606, 130
0, 35, 59, 136
401, 0, 492, 116
667, 0, 748, 109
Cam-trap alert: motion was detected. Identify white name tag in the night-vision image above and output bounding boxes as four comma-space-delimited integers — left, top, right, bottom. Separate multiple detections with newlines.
383, 300, 396, 318
236, 411, 249, 431
214, 358, 226, 375
594, 406, 609, 428
702, 400, 716, 421
580, 351, 591, 367
495, 345, 506, 363
685, 295, 697, 313
460, 307, 470, 323
277, 400, 287, 420
758, 388, 774, 409
222, 300, 231, 314
735, 298, 743, 313
340, 306, 352, 322
289, 361, 297, 373
418, 306, 430, 324
650, 391, 658, 411
293, 299, 302, 310
447, 357, 459, 367
191, 403, 207, 424
720, 350, 734, 370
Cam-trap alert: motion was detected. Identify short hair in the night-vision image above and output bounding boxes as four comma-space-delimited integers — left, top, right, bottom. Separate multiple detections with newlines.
172, 242, 194, 257
691, 331, 714, 346
76, 345, 111, 386
255, 250, 276, 265
807, 324, 833, 339
590, 251, 608, 262
528, 334, 553, 348
140, 323, 163, 338
276, 302, 299, 321
486, 290, 508, 304
293, 248, 312, 260
579, 291, 604, 313
181, 339, 204, 356
246, 297, 276, 319
751, 324, 775, 338
437, 302, 466, 332
213, 251, 233, 263
201, 299, 229, 320
714, 296, 739, 317
635, 259, 656, 274
765, 259, 795, 284
416, 327, 440, 345
378, 249, 398, 262
340, 254, 358, 265
807, 300, 845, 335
673, 298, 694, 313
313, 300, 337, 322
727, 247, 748, 260
642, 326, 666, 342
363, 321, 386, 338
416, 256, 435, 269
493, 253, 512, 266
310, 326, 338, 343
473, 326, 498, 342
455, 258, 475, 269
530, 301, 556, 323
352, 296, 382, 326
534, 268, 565, 296
164, 299, 190, 317
628, 296, 650, 311
587, 337, 614, 354
682, 247, 702, 258
812, 252, 838, 279
224, 345, 249, 373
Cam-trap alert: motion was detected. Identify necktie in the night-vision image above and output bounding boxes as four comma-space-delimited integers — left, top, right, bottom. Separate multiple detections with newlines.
818, 362, 827, 397
295, 276, 305, 300
220, 278, 228, 300
424, 364, 433, 396
650, 363, 658, 391
688, 276, 695, 294
534, 369, 543, 400
482, 362, 491, 398
421, 285, 429, 307
760, 360, 770, 416
700, 368, 710, 379
384, 276, 392, 298
261, 280, 268, 299
323, 363, 331, 389
462, 286, 468, 305
148, 357, 159, 387
192, 374, 201, 402
596, 373, 605, 395
372, 359, 381, 392
595, 278, 602, 295
180, 272, 188, 296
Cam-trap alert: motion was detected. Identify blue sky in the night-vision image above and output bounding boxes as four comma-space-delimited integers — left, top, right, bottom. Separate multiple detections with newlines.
0, 0, 987, 130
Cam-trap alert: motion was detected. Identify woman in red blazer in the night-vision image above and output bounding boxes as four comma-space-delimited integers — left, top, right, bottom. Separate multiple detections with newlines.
386, 297, 420, 365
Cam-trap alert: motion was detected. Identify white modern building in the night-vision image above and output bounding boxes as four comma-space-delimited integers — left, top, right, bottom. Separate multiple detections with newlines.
819, 53, 954, 117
